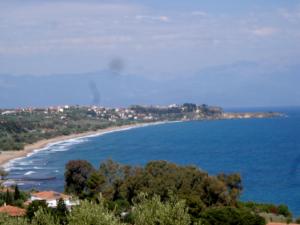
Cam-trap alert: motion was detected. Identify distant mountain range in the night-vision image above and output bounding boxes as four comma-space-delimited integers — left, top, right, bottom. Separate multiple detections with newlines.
0, 62, 299, 108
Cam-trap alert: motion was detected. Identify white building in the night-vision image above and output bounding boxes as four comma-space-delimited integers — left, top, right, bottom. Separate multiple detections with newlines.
30, 191, 78, 209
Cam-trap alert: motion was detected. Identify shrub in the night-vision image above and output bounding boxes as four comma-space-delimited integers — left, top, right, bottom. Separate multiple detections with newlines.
67, 200, 124, 225
26, 200, 49, 221
132, 193, 191, 225
199, 207, 266, 225
31, 208, 59, 225
0, 213, 28, 225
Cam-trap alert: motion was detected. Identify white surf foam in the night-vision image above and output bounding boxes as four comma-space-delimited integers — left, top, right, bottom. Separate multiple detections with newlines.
3, 121, 175, 172
33, 166, 43, 170
24, 171, 36, 176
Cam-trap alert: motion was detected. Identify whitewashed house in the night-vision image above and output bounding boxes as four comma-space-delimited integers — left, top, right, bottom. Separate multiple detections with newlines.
30, 191, 78, 209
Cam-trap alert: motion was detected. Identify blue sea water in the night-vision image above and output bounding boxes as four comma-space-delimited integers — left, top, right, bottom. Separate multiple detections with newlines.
5, 107, 300, 215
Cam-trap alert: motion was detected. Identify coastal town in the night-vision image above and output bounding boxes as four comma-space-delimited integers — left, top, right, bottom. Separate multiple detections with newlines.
0, 103, 281, 153
0, 103, 225, 122
0, 103, 280, 123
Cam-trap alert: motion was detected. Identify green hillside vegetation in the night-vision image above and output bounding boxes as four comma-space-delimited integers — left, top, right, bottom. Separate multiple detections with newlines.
0, 160, 295, 224
0, 108, 128, 151
0, 186, 28, 208
62, 159, 287, 224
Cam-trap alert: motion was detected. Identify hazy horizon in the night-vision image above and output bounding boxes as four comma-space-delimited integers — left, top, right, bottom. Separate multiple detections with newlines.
0, 0, 299, 108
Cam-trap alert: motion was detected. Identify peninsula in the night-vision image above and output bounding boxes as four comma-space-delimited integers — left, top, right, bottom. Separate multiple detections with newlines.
0, 103, 281, 165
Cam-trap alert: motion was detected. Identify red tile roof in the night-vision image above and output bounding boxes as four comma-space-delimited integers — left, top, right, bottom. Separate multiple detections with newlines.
0, 205, 26, 217
31, 191, 70, 200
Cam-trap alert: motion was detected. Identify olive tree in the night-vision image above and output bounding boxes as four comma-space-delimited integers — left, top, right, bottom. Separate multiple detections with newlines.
133, 193, 191, 225
68, 200, 124, 225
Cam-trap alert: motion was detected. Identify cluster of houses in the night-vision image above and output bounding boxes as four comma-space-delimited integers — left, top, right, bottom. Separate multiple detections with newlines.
1, 105, 155, 122
0, 190, 78, 217
1, 104, 223, 122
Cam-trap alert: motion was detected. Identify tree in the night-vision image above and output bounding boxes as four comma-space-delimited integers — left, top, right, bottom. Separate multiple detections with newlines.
99, 159, 124, 185
31, 208, 59, 225
0, 213, 28, 225
133, 193, 191, 225
67, 200, 124, 225
14, 185, 20, 201
217, 173, 242, 206
64, 159, 244, 220
65, 160, 95, 196
199, 207, 266, 225
5, 190, 13, 205
55, 198, 68, 225
277, 204, 292, 218
63, 159, 250, 222
26, 200, 49, 221
86, 171, 105, 198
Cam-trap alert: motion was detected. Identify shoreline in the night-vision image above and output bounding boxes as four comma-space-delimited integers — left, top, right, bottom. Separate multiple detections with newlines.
0, 121, 167, 168
0, 112, 281, 168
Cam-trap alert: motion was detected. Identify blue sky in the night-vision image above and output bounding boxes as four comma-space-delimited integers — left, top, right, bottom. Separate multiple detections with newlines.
0, 0, 300, 107
0, 0, 299, 76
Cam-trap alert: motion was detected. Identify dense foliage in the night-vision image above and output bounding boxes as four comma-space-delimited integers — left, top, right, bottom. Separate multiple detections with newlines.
199, 207, 266, 225
64, 159, 251, 223
0, 186, 28, 207
132, 193, 191, 225
0, 160, 295, 224
0, 107, 129, 151
238, 201, 293, 223
239, 201, 292, 218
0, 194, 267, 225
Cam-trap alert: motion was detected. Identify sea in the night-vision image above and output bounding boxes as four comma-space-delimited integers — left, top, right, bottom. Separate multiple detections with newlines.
4, 107, 300, 216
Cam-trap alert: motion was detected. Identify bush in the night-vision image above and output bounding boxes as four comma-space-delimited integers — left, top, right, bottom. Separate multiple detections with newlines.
132, 193, 191, 225
0, 213, 28, 225
277, 204, 292, 218
199, 207, 266, 225
26, 200, 49, 221
31, 208, 59, 225
67, 200, 124, 225
239, 202, 292, 219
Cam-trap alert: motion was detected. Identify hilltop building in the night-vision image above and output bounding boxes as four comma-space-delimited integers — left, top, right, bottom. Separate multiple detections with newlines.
29, 191, 79, 209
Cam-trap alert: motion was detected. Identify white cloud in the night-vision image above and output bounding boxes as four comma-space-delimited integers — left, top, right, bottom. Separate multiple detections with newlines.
159, 16, 170, 22
251, 27, 278, 37
135, 15, 170, 22
0, 1, 299, 76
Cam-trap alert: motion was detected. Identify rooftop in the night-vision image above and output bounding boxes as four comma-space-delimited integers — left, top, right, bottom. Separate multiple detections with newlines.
0, 205, 26, 217
31, 191, 70, 200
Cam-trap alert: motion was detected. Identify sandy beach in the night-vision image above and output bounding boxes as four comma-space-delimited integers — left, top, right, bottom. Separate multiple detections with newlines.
0, 122, 160, 167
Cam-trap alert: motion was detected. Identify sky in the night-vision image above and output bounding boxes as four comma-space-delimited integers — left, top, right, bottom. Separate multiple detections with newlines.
0, 0, 300, 107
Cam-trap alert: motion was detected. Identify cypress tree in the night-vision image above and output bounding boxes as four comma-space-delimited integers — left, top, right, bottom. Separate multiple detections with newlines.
14, 185, 20, 200
56, 198, 68, 225
5, 190, 13, 205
